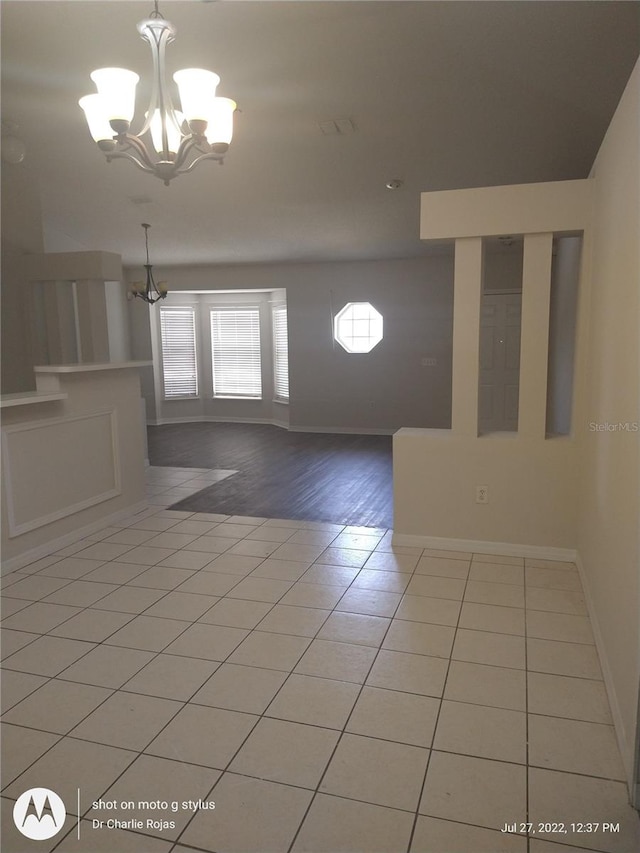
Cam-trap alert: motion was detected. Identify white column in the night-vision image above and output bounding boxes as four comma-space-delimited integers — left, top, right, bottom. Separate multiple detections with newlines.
451, 237, 483, 436
519, 232, 553, 439
75, 279, 110, 362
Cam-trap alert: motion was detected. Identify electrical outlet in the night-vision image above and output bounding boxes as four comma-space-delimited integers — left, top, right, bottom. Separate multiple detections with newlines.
475, 485, 489, 504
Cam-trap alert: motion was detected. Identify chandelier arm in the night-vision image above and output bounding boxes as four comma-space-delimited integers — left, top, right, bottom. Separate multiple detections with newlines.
171, 135, 207, 170
106, 150, 157, 175
178, 151, 225, 174
146, 266, 168, 301
135, 290, 165, 305
115, 133, 162, 171
145, 265, 162, 298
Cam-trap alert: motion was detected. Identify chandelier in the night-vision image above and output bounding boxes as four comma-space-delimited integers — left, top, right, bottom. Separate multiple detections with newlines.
79, 1, 236, 185
130, 224, 168, 305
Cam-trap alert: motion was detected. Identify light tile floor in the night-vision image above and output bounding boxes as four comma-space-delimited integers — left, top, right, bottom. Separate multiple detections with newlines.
1, 471, 640, 852
144, 467, 238, 508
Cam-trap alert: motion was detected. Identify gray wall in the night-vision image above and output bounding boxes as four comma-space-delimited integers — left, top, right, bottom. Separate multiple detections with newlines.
126, 254, 454, 432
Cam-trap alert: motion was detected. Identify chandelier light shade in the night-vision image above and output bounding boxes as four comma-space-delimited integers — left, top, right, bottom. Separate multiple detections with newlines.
130, 223, 168, 305
79, 1, 236, 185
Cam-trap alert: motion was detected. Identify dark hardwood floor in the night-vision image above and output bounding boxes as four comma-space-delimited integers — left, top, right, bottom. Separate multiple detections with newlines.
147, 422, 393, 528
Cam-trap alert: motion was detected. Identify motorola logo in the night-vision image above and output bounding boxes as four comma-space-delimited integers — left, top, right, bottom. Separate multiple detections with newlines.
13, 788, 66, 840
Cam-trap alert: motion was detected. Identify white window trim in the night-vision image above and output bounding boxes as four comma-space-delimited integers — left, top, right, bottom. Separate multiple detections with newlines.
334, 301, 384, 354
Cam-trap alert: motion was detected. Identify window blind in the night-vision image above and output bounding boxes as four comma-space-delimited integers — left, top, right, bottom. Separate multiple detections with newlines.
159, 306, 198, 398
272, 304, 289, 401
211, 307, 262, 398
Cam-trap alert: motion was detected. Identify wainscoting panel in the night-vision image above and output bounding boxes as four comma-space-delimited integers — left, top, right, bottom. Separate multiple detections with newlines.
2, 409, 121, 537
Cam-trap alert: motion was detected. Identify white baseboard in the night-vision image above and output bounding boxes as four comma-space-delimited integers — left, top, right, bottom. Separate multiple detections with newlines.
575, 551, 635, 793
1, 500, 149, 575
147, 416, 289, 430
146, 417, 394, 435
288, 425, 396, 435
392, 533, 577, 562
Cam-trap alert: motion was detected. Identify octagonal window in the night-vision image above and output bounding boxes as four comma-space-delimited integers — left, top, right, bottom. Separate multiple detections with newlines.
334, 302, 383, 353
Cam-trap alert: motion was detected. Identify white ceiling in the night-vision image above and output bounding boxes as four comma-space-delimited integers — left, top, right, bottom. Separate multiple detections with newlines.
2, 1, 639, 267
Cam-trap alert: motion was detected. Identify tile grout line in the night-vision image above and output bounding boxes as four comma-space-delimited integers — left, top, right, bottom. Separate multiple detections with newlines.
0, 515, 245, 798
169, 526, 386, 852
95, 521, 362, 851
3, 522, 368, 720
2, 509, 285, 665
404, 555, 473, 853
40, 570, 268, 853
285, 547, 422, 853
2, 564, 604, 718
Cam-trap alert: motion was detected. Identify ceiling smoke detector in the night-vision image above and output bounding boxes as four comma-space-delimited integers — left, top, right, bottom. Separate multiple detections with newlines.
385, 179, 403, 190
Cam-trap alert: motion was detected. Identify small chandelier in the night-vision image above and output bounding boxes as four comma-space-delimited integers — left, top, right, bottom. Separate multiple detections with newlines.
130, 223, 168, 305
79, 1, 236, 186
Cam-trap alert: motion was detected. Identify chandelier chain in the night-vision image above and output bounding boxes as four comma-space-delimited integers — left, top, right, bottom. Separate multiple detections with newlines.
143, 223, 151, 266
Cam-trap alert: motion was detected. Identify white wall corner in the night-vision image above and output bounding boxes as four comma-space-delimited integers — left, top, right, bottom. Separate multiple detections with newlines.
575, 552, 637, 792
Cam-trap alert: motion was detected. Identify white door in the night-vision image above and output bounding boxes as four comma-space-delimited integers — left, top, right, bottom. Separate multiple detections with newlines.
478, 293, 522, 433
